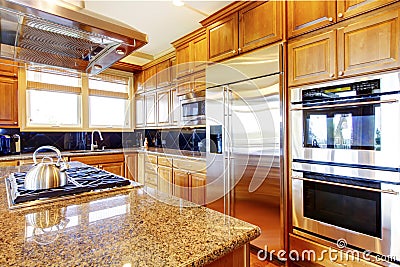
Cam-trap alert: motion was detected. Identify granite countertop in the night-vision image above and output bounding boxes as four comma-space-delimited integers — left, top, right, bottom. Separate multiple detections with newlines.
0, 164, 260, 266
0, 147, 206, 162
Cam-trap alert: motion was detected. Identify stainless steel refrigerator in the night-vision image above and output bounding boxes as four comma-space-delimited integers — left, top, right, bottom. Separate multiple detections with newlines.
205, 44, 284, 254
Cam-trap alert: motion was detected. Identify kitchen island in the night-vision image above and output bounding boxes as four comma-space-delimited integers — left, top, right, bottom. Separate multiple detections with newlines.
0, 163, 260, 266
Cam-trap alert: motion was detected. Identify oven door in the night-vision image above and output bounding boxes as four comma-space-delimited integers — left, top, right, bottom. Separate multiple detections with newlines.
292, 169, 400, 258
291, 90, 400, 169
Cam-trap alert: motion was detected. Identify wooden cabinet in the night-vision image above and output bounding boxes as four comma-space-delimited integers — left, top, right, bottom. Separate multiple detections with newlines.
137, 153, 145, 184
124, 153, 138, 181
156, 60, 171, 89
173, 169, 190, 201
288, 8, 400, 86
287, 1, 336, 38
170, 88, 180, 126
158, 165, 173, 194
101, 162, 124, 177
170, 57, 177, 83
157, 90, 170, 125
135, 71, 144, 94
204, 1, 282, 62
337, 0, 396, 21
176, 42, 191, 78
287, 0, 397, 38
288, 31, 336, 86
69, 153, 125, 176
135, 94, 145, 128
143, 65, 157, 91
145, 162, 158, 189
0, 76, 18, 127
0, 160, 18, 167
190, 172, 206, 205
176, 71, 206, 96
173, 28, 207, 79
239, 1, 283, 53
0, 59, 18, 77
337, 9, 400, 78
145, 92, 156, 126
207, 13, 239, 62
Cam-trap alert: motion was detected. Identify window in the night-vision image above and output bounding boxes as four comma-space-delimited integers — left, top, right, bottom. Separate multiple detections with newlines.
25, 67, 81, 127
88, 72, 131, 128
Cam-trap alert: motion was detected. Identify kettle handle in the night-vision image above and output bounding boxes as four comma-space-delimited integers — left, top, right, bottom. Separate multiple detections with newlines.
33, 146, 63, 166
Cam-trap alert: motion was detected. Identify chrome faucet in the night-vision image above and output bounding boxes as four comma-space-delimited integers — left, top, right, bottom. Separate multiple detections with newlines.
90, 130, 103, 151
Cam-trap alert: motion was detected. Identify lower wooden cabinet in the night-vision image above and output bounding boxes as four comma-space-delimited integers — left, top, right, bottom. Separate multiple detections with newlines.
173, 169, 190, 201
0, 160, 18, 167
190, 172, 206, 205
158, 165, 173, 194
100, 162, 124, 177
69, 153, 125, 177
124, 153, 138, 181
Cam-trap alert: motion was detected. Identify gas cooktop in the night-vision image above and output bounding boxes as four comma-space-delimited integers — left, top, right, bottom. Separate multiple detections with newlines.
5, 166, 140, 209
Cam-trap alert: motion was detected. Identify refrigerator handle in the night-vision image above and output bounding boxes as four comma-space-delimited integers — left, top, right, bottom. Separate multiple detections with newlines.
222, 86, 229, 215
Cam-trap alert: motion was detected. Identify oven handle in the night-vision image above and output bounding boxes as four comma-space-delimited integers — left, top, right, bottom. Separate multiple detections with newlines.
292, 176, 399, 195
290, 99, 398, 111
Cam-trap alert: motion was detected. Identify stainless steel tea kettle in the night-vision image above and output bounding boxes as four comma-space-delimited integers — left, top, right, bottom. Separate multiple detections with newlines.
24, 146, 69, 190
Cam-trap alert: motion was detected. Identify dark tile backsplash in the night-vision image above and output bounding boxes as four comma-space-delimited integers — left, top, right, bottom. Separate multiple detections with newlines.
0, 127, 206, 153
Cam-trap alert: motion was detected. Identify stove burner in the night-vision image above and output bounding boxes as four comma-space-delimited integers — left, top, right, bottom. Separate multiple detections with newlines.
7, 166, 132, 205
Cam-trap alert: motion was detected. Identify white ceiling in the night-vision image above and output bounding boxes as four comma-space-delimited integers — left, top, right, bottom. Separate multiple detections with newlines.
84, 0, 233, 65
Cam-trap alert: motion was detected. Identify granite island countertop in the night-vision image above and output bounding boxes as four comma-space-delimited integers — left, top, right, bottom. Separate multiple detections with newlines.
0, 164, 259, 266
0, 147, 206, 162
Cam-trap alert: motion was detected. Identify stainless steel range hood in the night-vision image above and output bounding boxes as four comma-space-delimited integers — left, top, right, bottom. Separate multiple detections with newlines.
0, 0, 148, 74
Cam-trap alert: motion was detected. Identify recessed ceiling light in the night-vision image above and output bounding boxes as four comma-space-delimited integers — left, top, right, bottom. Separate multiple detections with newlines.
173, 0, 184, 7
93, 64, 102, 70
115, 48, 125, 55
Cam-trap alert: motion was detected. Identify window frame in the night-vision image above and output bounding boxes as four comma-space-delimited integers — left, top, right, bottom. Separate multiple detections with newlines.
19, 67, 134, 132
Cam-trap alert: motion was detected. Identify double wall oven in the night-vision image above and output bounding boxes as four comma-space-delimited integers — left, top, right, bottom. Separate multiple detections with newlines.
290, 72, 400, 262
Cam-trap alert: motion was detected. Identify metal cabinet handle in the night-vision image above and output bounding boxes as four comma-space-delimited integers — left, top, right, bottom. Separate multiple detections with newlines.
338, 71, 344, 76
290, 99, 398, 111
238, 48, 242, 52
329, 73, 334, 78
292, 176, 399, 195
231, 50, 236, 54
328, 17, 333, 22
14, 121, 17, 124
338, 13, 343, 18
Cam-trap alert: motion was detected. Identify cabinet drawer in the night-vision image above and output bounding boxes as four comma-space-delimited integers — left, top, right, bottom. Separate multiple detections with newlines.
173, 158, 206, 174
145, 162, 158, 173
145, 154, 157, 164
158, 156, 172, 167
145, 171, 158, 187
69, 154, 124, 165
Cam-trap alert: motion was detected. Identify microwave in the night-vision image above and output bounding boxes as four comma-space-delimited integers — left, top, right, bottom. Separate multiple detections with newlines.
180, 93, 206, 126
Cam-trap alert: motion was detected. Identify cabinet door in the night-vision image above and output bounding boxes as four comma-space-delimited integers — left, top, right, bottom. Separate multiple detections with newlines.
0, 76, 18, 126
137, 153, 145, 184
176, 43, 191, 78
101, 162, 124, 177
337, 0, 396, 21
239, 1, 282, 53
176, 75, 191, 96
156, 60, 171, 89
135, 94, 145, 128
190, 172, 206, 206
145, 162, 158, 189
288, 31, 336, 87
192, 34, 207, 72
157, 90, 170, 125
144, 65, 157, 91
207, 13, 239, 62
287, 1, 336, 38
145, 93, 156, 126
135, 72, 144, 94
125, 153, 138, 181
158, 165, 173, 195
170, 88, 180, 126
0, 59, 18, 77
192, 71, 206, 93
337, 9, 400, 78
170, 57, 177, 83
173, 169, 190, 201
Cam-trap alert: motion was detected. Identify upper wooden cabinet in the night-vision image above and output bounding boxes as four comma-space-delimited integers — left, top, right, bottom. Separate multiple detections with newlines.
207, 13, 239, 62
157, 90, 170, 126
287, 0, 397, 38
288, 31, 336, 86
135, 72, 144, 94
288, 8, 400, 86
156, 60, 171, 89
337, 9, 400, 77
239, 1, 283, 53
203, 1, 283, 62
135, 94, 145, 128
287, 1, 336, 38
0, 76, 18, 127
143, 65, 157, 91
144, 92, 157, 126
172, 28, 207, 78
0, 59, 18, 77
176, 71, 206, 96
